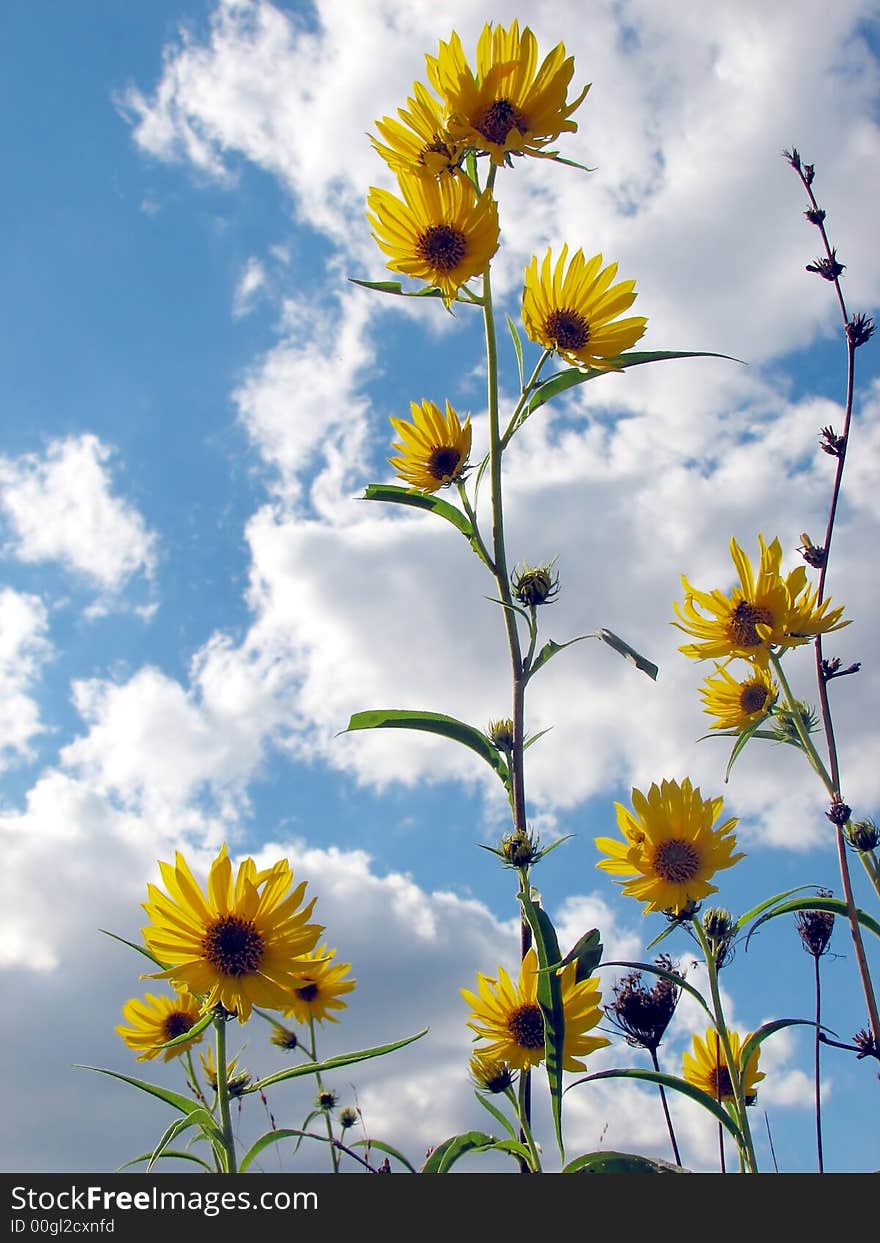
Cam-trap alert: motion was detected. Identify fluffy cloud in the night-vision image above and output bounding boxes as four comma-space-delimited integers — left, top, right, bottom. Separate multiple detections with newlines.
0, 434, 157, 600
0, 588, 51, 771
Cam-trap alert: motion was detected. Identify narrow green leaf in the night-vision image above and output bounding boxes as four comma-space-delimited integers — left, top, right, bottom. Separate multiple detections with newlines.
568, 1068, 745, 1145
473, 1091, 518, 1142
564, 1150, 691, 1174
149, 1109, 220, 1173
518, 887, 566, 1162
153, 1009, 213, 1054
559, 929, 603, 983
420, 1131, 498, 1173
547, 154, 597, 172
78, 1066, 204, 1117
351, 1138, 417, 1173
248, 1029, 428, 1093
599, 961, 714, 1022
239, 1129, 312, 1174
736, 886, 817, 933
528, 633, 597, 678
117, 1150, 214, 1173
743, 897, 880, 949
526, 351, 742, 416
739, 1019, 820, 1079
348, 277, 447, 299
506, 314, 525, 388
523, 726, 554, 751
344, 710, 510, 789
721, 714, 769, 782
644, 921, 681, 952
360, 485, 489, 565
99, 929, 168, 971
596, 629, 659, 680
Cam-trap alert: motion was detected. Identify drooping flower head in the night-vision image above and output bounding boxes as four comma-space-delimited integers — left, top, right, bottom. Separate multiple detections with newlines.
389, 399, 472, 492
371, 80, 464, 178
682, 1027, 765, 1105
595, 778, 744, 916
673, 535, 849, 666
282, 942, 356, 1026
462, 946, 610, 1073
116, 990, 205, 1062
522, 246, 648, 371
366, 171, 499, 308
699, 662, 778, 731
425, 22, 589, 166
141, 844, 323, 1023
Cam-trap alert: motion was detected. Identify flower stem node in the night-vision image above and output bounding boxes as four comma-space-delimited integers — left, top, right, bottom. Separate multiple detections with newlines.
798, 533, 826, 569
804, 206, 826, 225
846, 818, 879, 853
826, 798, 852, 827
488, 717, 515, 752
847, 313, 876, 349
806, 249, 844, 281
512, 561, 559, 607
819, 425, 846, 457
501, 829, 541, 870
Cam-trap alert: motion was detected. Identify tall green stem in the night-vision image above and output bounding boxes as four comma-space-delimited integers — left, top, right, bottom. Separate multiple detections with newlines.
308, 1017, 340, 1173
214, 1014, 238, 1174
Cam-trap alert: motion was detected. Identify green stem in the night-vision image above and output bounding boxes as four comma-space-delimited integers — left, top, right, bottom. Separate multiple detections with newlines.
456, 480, 495, 572
693, 920, 758, 1173
500, 349, 552, 447
309, 1017, 340, 1173
512, 1078, 541, 1172
214, 1014, 238, 1174
768, 651, 834, 792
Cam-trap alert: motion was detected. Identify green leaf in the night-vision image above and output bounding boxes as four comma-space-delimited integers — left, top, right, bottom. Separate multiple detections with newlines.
420, 1131, 499, 1173
563, 1151, 691, 1174
148, 1109, 221, 1173
596, 628, 659, 680
99, 929, 168, 971
525, 350, 742, 417
507, 314, 525, 389
735, 886, 817, 933
247, 1029, 428, 1093
117, 1150, 214, 1173
351, 1138, 417, 1173
528, 633, 597, 678
78, 1066, 205, 1117
743, 897, 880, 949
473, 1091, 518, 1142
568, 1068, 745, 1146
547, 154, 597, 172
600, 960, 714, 1022
739, 1019, 820, 1080
360, 484, 484, 556
153, 1009, 213, 1054
344, 710, 510, 790
518, 887, 566, 1162
239, 1129, 313, 1174
559, 929, 602, 983
523, 726, 554, 751
349, 278, 447, 299
719, 713, 770, 783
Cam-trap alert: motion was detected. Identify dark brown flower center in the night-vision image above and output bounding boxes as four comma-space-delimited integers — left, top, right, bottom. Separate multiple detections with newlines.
296, 981, 320, 1002
727, 600, 774, 648
162, 1011, 196, 1042
476, 98, 528, 146
507, 1001, 545, 1050
427, 445, 462, 481
202, 915, 264, 977
545, 308, 590, 351
739, 682, 770, 714
417, 224, 467, 272
711, 1064, 735, 1100
653, 838, 701, 884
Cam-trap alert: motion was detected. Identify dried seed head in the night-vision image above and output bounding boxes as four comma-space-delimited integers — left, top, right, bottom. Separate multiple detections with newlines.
796, 890, 834, 958
847, 313, 876, 348
606, 955, 684, 1052
826, 798, 852, 827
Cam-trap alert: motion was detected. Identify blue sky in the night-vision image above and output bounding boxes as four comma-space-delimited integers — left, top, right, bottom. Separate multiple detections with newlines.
2, 0, 880, 1174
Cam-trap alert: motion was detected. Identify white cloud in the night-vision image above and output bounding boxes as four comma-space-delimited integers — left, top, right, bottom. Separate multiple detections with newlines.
0, 588, 51, 771
0, 434, 157, 599
232, 255, 267, 317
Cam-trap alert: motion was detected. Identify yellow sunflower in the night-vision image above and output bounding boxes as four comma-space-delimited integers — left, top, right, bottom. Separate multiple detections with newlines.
282, 943, 356, 1026
595, 778, 744, 916
700, 662, 778, 731
389, 398, 472, 492
425, 22, 589, 165
366, 170, 499, 307
116, 990, 204, 1062
462, 946, 610, 1073
371, 79, 464, 178
522, 246, 648, 371
673, 535, 849, 666
141, 844, 323, 1023
469, 1051, 515, 1094
682, 1027, 765, 1105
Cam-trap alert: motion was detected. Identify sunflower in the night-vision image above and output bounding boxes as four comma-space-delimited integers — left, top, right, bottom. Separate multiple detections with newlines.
469, 1052, 516, 1094
282, 943, 356, 1026
141, 844, 323, 1023
116, 990, 205, 1062
522, 246, 648, 371
682, 1027, 765, 1105
462, 946, 610, 1073
388, 399, 472, 492
673, 535, 849, 666
366, 171, 499, 307
699, 662, 778, 731
425, 22, 589, 165
371, 80, 464, 178
595, 778, 744, 916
